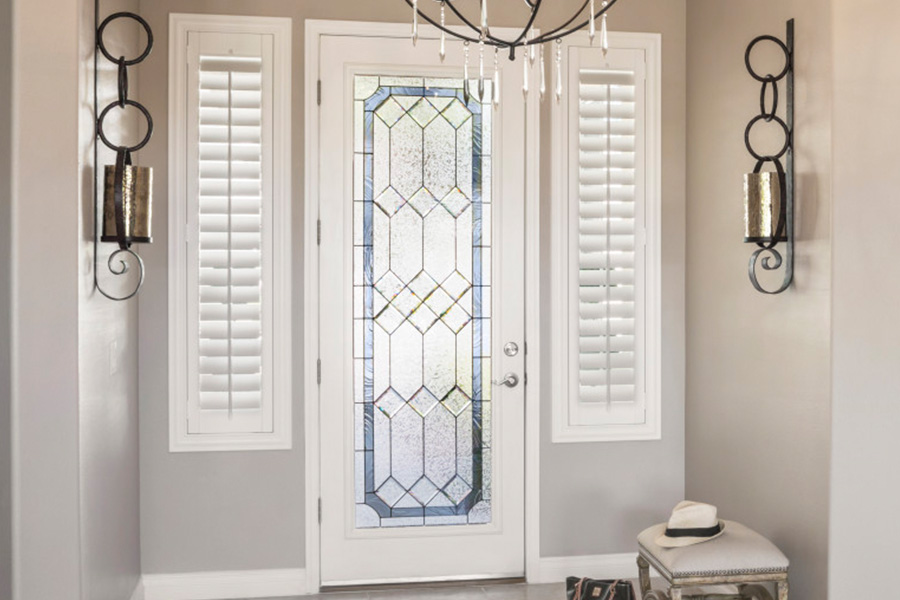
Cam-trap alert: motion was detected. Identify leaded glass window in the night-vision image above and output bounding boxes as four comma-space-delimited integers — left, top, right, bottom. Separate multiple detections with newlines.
353, 75, 493, 528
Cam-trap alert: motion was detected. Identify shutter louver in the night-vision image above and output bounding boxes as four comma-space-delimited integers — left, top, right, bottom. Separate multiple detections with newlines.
577, 69, 637, 406
196, 55, 266, 420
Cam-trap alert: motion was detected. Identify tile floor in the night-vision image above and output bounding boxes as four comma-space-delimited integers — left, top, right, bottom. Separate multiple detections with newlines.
253, 580, 652, 600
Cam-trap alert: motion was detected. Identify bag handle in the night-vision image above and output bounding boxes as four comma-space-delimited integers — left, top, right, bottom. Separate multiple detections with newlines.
575, 578, 622, 600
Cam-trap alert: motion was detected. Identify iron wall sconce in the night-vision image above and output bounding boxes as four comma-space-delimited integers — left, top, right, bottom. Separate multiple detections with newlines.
743, 19, 794, 295
94, 5, 154, 301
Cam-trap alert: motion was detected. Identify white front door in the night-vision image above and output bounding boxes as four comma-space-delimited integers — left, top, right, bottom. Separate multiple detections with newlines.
315, 26, 528, 586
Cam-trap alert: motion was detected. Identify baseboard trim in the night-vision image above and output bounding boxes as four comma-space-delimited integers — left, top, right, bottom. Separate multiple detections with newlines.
141, 569, 307, 600
130, 578, 145, 600
533, 553, 639, 584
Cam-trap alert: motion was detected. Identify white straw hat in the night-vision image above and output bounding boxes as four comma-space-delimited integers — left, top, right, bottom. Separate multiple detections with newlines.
655, 501, 726, 548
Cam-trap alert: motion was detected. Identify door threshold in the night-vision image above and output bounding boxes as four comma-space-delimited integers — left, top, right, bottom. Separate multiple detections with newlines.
321, 577, 527, 593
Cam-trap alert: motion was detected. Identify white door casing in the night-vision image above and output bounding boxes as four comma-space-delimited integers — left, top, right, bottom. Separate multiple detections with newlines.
315, 27, 530, 586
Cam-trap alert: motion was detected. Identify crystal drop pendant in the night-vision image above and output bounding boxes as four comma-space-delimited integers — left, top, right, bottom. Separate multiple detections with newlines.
589, 0, 596, 44
493, 47, 500, 107
555, 40, 562, 102
601, 2, 609, 56
464, 42, 471, 104
478, 40, 486, 101
529, 28, 536, 65
439, 2, 446, 62
539, 44, 546, 102
523, 45, 529, 96
412, 0, 418, 45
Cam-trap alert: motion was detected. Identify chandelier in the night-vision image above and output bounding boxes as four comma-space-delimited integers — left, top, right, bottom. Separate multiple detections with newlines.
403, 0, 623, 102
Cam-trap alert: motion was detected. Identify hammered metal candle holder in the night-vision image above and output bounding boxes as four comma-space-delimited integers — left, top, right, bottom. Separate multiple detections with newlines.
743, 20, 794, 295
744, 172, 787, 244
102, 162, 153, 245
93, 4, 154, 301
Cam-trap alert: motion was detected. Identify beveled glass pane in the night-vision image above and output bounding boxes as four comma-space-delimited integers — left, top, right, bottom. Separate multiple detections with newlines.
353, 75, 492, 528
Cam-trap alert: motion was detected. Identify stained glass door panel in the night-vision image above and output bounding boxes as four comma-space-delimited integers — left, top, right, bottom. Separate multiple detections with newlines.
353, 76, 493, 528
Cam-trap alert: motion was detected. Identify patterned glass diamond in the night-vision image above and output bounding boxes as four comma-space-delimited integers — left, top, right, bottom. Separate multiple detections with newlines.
440, 188, 471, 217
375, 187, 406, 215
375, 388, 406, 418
375, 303, 405, 334
409, 303, 439, 333
409, 98, 439, 127
375, 96, 405, 126
441, 302, 472, 333
441, 271, 472, 300
427, 96, 454, 112
444, 475, 473, 504
375, 477, 407, 507
441, 98, 472, 129
441, 388, 472, 416
374, 271, 405, 300
409, 388, 439, 417
409, 477, 440, 505
409, 271, 439, 300
408, 188, 437, 217
424, 287, 454, 316
391, 286, 421, 317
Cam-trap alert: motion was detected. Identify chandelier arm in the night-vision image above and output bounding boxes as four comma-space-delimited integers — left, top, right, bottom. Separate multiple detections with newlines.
538, 0, 591, 39
402, 0, 503, 46
443, 0, 516, 47
508, 0, 543, 46
532, 0, 621, 45
401, 0, 622, 50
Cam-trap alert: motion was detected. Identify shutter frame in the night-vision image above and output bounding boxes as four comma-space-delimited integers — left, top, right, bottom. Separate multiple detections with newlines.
169, 15, 292, 452
551, 33, 662, 443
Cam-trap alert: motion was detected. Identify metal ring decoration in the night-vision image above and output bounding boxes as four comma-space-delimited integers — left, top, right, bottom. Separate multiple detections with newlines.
744, 114, 790, 161
760, 77, 778, 121
745, 20, 795, 295
744, 34, 790, 82
97, 11, 153, 65
94, 5, 153, 301
117, 57, 128, 108
97, 98, 153, 153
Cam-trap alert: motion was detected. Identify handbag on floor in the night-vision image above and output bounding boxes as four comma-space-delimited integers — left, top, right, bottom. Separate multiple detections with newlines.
566, 576, 635, 600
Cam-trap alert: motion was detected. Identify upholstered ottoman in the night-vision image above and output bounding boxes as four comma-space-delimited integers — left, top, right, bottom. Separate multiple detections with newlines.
636, 520, 789, 600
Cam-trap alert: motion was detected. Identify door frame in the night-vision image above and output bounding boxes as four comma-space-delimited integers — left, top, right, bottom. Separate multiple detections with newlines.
303, 19, 541, 593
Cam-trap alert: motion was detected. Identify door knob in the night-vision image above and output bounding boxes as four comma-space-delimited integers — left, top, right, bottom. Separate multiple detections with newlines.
492, 373, 519, 388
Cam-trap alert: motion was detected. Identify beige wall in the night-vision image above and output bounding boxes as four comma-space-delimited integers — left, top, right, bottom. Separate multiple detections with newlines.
829, 1, 900, 596
78, 1, 143, 598
10, 0, 84, 596
537, 0, 687, 557
685, 2, 832, 599
0, 0, 13, 593
137, 0, 686, 572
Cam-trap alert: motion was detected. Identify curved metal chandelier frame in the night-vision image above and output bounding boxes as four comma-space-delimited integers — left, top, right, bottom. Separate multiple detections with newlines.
402, 0, 623, 58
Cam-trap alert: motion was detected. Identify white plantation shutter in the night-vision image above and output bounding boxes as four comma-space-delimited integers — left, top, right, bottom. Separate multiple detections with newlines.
170, 18, 291, 451
194, 52, 268, 432
577, 69, 639, 408
553, 39, 661, 442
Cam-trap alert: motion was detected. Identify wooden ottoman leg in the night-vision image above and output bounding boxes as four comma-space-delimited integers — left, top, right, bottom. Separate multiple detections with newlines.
636, 555, 652, 597
776, 581, 789, 600
668, 587, 682, 600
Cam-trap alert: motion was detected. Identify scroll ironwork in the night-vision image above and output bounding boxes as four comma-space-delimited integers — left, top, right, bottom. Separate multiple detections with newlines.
93, 4, 154, 301
744, 20, 794, 295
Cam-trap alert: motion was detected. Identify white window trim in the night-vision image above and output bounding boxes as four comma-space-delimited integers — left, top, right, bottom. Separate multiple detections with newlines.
168, 13, 292, 452
551, 31, 661, 443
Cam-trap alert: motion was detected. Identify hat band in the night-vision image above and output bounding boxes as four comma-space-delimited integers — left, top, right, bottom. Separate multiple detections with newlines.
664, 523, 722, 539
